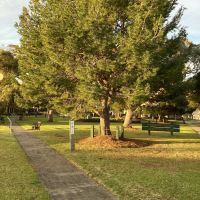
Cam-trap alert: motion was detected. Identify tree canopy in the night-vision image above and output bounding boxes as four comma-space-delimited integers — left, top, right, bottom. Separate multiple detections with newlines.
17, 0, 189, 134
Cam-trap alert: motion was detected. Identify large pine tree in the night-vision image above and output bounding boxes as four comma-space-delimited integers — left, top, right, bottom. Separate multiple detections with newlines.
17, 0, 188, 134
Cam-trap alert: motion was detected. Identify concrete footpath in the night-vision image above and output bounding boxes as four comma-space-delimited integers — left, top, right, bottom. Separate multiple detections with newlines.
186, 120, 200, 135
10, 121, 116, 200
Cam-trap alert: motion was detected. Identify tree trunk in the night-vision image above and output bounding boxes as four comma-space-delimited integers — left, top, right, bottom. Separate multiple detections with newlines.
47, 109, 53, 122
115, 111, 121, 120
123, 109, 133, 128
158, 114, 162, 122
99, 105, 111, 135
35, 107, 39, 117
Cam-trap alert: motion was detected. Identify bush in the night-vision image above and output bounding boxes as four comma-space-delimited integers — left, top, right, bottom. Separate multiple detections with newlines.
0, 116, 5, 123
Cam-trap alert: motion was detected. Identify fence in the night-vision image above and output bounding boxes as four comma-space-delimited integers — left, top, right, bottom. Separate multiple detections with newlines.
90, 125, 124, 140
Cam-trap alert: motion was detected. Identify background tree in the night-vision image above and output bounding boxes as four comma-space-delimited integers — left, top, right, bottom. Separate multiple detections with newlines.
16, 0, 74, 122
186, 44, 200, 75
187, 72, 200, 109
121, 0, 188, 126
0, 49, 18, 115
184, 43, 200, 111
145, 37, 190, 121
16, 1, 48, 117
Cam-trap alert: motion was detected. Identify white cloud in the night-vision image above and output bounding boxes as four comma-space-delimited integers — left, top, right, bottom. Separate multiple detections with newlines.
179, 0, 200, 44
0, 0, 200, 45
0, 0, 29, 46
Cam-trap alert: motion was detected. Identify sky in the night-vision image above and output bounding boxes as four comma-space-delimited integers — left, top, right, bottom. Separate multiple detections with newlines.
0, 0, 200, 47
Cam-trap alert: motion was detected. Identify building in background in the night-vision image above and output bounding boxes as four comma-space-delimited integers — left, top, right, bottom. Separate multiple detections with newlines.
192, 108, 200, 120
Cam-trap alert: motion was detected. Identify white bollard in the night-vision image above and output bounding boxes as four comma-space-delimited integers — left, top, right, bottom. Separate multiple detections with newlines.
69, 120, 75, 152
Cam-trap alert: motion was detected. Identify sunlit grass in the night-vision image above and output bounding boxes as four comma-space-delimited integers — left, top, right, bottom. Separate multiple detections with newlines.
18, 116, 200, 200
0, 124, 49, 200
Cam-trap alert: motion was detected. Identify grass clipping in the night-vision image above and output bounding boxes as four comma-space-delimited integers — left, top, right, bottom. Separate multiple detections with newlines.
79, 135, 150, 149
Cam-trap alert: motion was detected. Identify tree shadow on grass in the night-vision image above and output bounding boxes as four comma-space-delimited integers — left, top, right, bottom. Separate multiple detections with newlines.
121, 138, 200, 147
149, 140, 200, 145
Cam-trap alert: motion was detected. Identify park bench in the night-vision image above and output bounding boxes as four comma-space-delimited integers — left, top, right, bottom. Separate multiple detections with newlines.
32, 121, 41, 130
142, 121, 180, 136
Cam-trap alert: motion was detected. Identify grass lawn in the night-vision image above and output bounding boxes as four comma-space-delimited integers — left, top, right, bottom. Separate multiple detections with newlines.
0, 124, 49, 200
18, 116, 200, 200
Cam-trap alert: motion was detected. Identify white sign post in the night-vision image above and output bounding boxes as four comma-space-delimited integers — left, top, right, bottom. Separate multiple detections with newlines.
69, 120, 75, 152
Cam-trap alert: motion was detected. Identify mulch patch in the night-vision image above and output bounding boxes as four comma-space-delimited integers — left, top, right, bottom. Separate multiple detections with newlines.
78, 135, 151, 149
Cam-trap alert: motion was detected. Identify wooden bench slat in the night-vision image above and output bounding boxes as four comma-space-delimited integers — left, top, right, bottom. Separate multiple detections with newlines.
142, 123, 179, 128
142, 127, 180, 132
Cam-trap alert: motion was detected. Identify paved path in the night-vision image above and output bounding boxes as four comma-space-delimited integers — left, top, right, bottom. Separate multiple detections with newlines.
11, 121, 116, 200
186, 120, 200, 135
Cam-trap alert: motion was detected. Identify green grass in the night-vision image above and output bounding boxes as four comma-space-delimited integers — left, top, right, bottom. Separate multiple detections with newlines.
0, 124, 49, 200
18, 116, 200, 200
